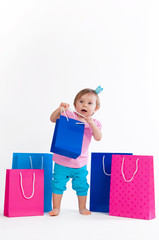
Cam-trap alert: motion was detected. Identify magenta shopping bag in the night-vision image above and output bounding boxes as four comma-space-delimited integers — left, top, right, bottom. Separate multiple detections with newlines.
109, 155, 155, 220
4, 169, 44, 217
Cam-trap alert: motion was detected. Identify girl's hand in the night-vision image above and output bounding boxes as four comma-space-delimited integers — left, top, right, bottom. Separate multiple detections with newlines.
50, 102, 70, 123
85, 117, 102, 141
85, 117, 94, 126
59, 102, 70, 112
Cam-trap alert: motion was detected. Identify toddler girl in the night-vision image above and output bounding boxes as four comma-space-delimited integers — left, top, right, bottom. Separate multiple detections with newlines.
49, 87, 102, 216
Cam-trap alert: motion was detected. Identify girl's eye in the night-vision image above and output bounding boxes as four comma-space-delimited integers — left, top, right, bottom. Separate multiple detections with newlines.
80, 100, 83, 103
88, 102, 92, 105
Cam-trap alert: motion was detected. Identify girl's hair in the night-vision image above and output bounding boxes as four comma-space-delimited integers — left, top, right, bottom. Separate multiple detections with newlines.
73, 88, 100, 109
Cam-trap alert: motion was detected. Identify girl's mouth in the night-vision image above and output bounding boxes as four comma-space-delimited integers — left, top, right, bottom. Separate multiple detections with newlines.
81, 109, 87, 113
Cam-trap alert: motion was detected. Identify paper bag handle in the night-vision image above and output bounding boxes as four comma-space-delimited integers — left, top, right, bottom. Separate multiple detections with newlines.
61, 108, 85, 124
102, 155, 111, 176
29, 156, 43, 169
121, 157, 139, 182
20, 172, 35, 199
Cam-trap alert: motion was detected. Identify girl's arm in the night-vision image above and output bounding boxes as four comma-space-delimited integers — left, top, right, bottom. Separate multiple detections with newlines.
50, 103, 70, 123
86, 118, 102, 141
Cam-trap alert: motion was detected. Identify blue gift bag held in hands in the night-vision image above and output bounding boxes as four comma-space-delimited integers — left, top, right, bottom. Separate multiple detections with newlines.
12, 153, 53, 212
90, 152, 132, 213
50, 115, 85, 159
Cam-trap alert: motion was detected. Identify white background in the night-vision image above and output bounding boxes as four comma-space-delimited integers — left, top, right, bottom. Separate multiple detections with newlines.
0, 0, 159, 239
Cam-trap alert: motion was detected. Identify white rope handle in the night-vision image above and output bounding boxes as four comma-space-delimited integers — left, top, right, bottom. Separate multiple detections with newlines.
121, 157, 139, 182
61, 107, 69, 121
69, 108, 86, 119
41, 156, 43, 169
102, 155, 111, 176
69, 108, 86, 125
69, 109, 76, 118
19, 172, 35, 199
29, 156, 43, 169
61, 108, 85, 124
29, 156, 33, 169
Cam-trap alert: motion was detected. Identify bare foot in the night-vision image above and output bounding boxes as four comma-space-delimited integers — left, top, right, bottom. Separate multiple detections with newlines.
49, 208, 60, 216
79, 208, 91, 215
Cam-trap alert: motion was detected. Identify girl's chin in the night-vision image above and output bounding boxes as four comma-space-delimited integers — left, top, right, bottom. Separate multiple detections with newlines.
81, 113, 91, 118
80, 111, 88, 116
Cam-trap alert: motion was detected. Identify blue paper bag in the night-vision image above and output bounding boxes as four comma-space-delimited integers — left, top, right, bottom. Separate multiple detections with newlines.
90, 152, 132, 213
12, 153, 53, 212
50, 115, 85, 159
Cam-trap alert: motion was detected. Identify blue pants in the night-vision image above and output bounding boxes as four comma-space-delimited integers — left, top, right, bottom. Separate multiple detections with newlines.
51, 163, 89, 196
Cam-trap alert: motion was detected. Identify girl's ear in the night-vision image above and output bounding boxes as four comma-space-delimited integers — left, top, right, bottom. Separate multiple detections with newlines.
91, 106, 99, 116
94, 106, 100, 112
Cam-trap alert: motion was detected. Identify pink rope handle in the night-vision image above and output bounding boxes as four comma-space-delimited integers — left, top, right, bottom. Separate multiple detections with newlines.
121, 158, 139, 182
19, 172, 35, 199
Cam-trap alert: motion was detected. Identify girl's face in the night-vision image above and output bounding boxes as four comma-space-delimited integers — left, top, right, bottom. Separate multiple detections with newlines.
75, 93, 98, 117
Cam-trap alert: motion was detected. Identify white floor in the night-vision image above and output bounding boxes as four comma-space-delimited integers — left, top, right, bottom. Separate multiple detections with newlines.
1, 187, 159, 240
0, 208, 159, 240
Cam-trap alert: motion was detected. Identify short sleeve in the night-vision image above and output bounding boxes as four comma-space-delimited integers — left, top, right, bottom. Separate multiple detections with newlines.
93, 119, 102, 130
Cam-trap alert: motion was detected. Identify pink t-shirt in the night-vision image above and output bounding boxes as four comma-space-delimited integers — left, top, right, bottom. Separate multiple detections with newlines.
53, 110, 102, 168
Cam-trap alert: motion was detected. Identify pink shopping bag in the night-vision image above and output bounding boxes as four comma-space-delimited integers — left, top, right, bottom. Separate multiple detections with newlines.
109, 155, 155, 220
4, 169, 44, 217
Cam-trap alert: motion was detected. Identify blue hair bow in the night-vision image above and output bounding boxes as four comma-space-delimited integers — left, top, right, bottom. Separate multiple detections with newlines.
94, 86, 103, 94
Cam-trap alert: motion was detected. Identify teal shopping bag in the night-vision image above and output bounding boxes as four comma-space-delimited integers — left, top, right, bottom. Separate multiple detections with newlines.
12, 153, 53, 212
